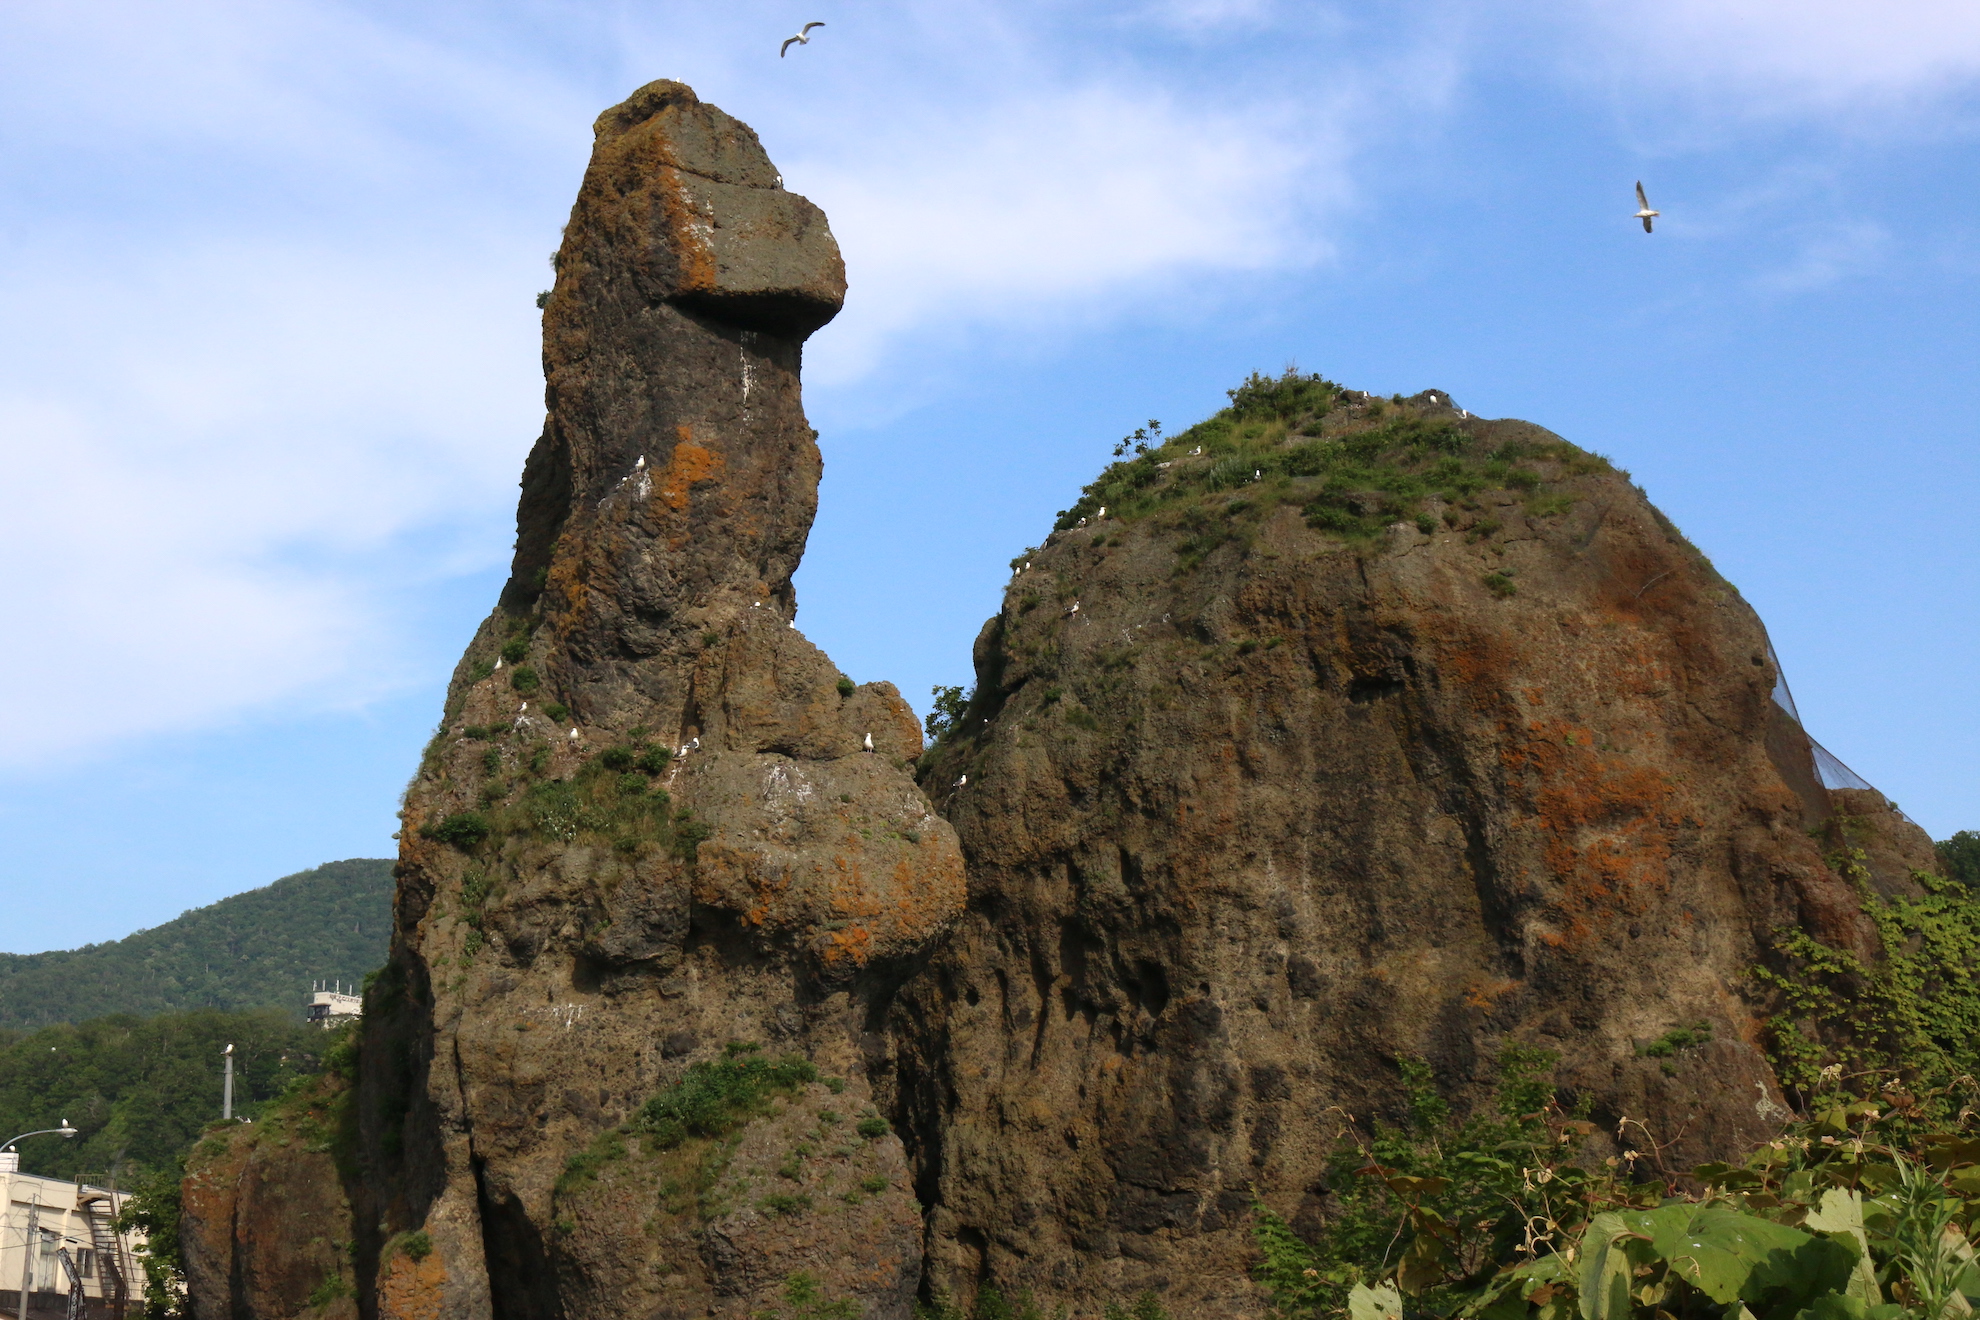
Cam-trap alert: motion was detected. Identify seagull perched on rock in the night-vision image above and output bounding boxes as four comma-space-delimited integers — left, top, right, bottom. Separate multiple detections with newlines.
781, 22, 824, 56
952, 774, 967, 789
1633, 181, 1659, 233
863, 732, 874, 753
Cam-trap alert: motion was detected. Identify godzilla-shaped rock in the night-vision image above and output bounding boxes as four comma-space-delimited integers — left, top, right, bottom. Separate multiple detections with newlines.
179, 81, 963, 1320
898, 385, 1937, 1314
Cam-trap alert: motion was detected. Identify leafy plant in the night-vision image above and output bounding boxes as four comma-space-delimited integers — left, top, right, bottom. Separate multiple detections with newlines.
856, 1116, 890, 1139
1754, 824, 1980, 1110
509, 665, 541, 696
837, 676, 857, 698
926, 685, 970, 742
421, 811, 490, 850
1254, 1046, 1980, 1320
632, 1048, 819, 1149
763, 1272, 860, 1320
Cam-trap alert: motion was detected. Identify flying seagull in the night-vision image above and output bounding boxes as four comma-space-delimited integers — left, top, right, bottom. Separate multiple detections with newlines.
781, 22, 824, 57
1634, 181, 1660, 234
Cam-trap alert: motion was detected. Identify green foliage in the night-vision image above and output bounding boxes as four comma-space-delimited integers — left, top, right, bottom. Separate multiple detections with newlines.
856, 1116, 890, 1139
1481, 570, 1517, 598
1047, 370, 1605, 555
0, 859, 391, 1031
398, 1230, 432, 1262
307, 1273, 354, 1309
448, 751, 684, 861
1227, 367, 1341, 421
1639, 1021, 1714, 1057
1251, 1045, 1578, 1312
509, 664, 541, 696
631, 1048, 819, 1149
1101, 1297, 1169, 1320
113, 1157, 187, 1319
422, 811, 490, 850
1753, 827, 1980, 1109
545, 702, 571, 722
1939, 832, 1980, 887
0, 1008, 330, 1182
837, 676, 857, 698
757, 1192, 812, 1217
1253, 1049, 1980, 1320
763, 1272, 860, 1320
500, 637, 528, 664
636, 745, 672, 774
554, 1128, 628, 1196
917, 1284, 1062, 1320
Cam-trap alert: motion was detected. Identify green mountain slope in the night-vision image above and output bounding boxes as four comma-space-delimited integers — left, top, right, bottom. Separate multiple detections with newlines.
0, 1008, 331, 1180
0, 858, 393, 1031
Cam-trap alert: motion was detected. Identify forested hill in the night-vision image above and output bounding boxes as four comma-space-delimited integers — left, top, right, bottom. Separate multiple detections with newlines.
0, 858, 392, 1030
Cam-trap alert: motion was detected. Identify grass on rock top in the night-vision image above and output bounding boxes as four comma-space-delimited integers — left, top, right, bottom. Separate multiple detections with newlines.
1050, 369, 1613, 555
423, 729, 706, 864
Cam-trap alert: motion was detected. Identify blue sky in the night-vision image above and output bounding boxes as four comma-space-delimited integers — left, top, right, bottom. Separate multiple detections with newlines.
2, 0, 1976, 953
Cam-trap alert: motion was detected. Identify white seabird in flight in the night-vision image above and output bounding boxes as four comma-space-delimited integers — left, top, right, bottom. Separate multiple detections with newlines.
1634, 182, 1660, 234
781, 22, 824, 57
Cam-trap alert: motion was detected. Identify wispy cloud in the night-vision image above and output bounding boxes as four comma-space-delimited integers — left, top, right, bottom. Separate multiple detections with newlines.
2, 0, 1975, 772
0, 0, 1380, 768
1550, 0, 1980, 117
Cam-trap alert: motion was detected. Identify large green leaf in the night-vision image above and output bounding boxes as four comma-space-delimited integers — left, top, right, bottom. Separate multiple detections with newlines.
1804, 1188, 1882, 1303
1349, 1281, 1403, 1320
1604, 1205, 1854, 1310
1578, 1213, 1636, 1320
1791, 1295, 1907, 1320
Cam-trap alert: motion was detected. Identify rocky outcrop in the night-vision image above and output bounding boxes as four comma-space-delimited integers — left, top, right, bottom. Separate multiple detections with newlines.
896, 387, 1939, 1314
182, 81, 1944, 1320
309, 81, 959, 1320
181, 1077, 358, 1320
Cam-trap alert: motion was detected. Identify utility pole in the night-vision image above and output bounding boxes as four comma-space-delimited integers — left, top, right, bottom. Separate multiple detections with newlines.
222, 1044, 234, 1122
18, 1199, 38, 1319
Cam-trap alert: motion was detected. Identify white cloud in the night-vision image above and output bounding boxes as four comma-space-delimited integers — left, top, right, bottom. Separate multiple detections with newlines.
0, 235, 544, 767
0, 0, 1379, 768
1555, 0, 1980, 113
796, 83, 1346, 382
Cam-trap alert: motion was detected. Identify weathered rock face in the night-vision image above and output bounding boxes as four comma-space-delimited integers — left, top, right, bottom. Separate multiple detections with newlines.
895, 392, 1937, 1314
181, 1077, 358, 1320
183, 82, 1947, 1320
337, 81, 962, 1320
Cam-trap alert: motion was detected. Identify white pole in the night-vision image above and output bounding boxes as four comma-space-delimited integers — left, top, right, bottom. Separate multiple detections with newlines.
222, 1044, 235, 1122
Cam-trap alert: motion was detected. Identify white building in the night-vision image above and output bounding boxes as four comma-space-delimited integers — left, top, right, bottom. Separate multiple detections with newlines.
0, 1150, 146, 1320
307, 982, 362, 1027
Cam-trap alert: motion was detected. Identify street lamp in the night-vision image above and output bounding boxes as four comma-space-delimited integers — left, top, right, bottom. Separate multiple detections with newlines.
1, 1124, 79, 1158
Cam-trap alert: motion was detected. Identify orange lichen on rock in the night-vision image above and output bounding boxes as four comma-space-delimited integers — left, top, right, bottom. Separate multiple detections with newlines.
658, 434, 723, 513
376, 1249, 448, 1320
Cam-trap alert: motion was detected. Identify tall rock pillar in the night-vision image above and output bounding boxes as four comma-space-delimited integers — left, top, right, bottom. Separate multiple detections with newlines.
354, 81, 965, 1320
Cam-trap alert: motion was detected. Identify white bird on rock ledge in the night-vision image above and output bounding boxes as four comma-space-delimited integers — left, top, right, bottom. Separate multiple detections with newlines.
781, 22, 824, 56
863, 732, 874, 752
953, 774, 968, 789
